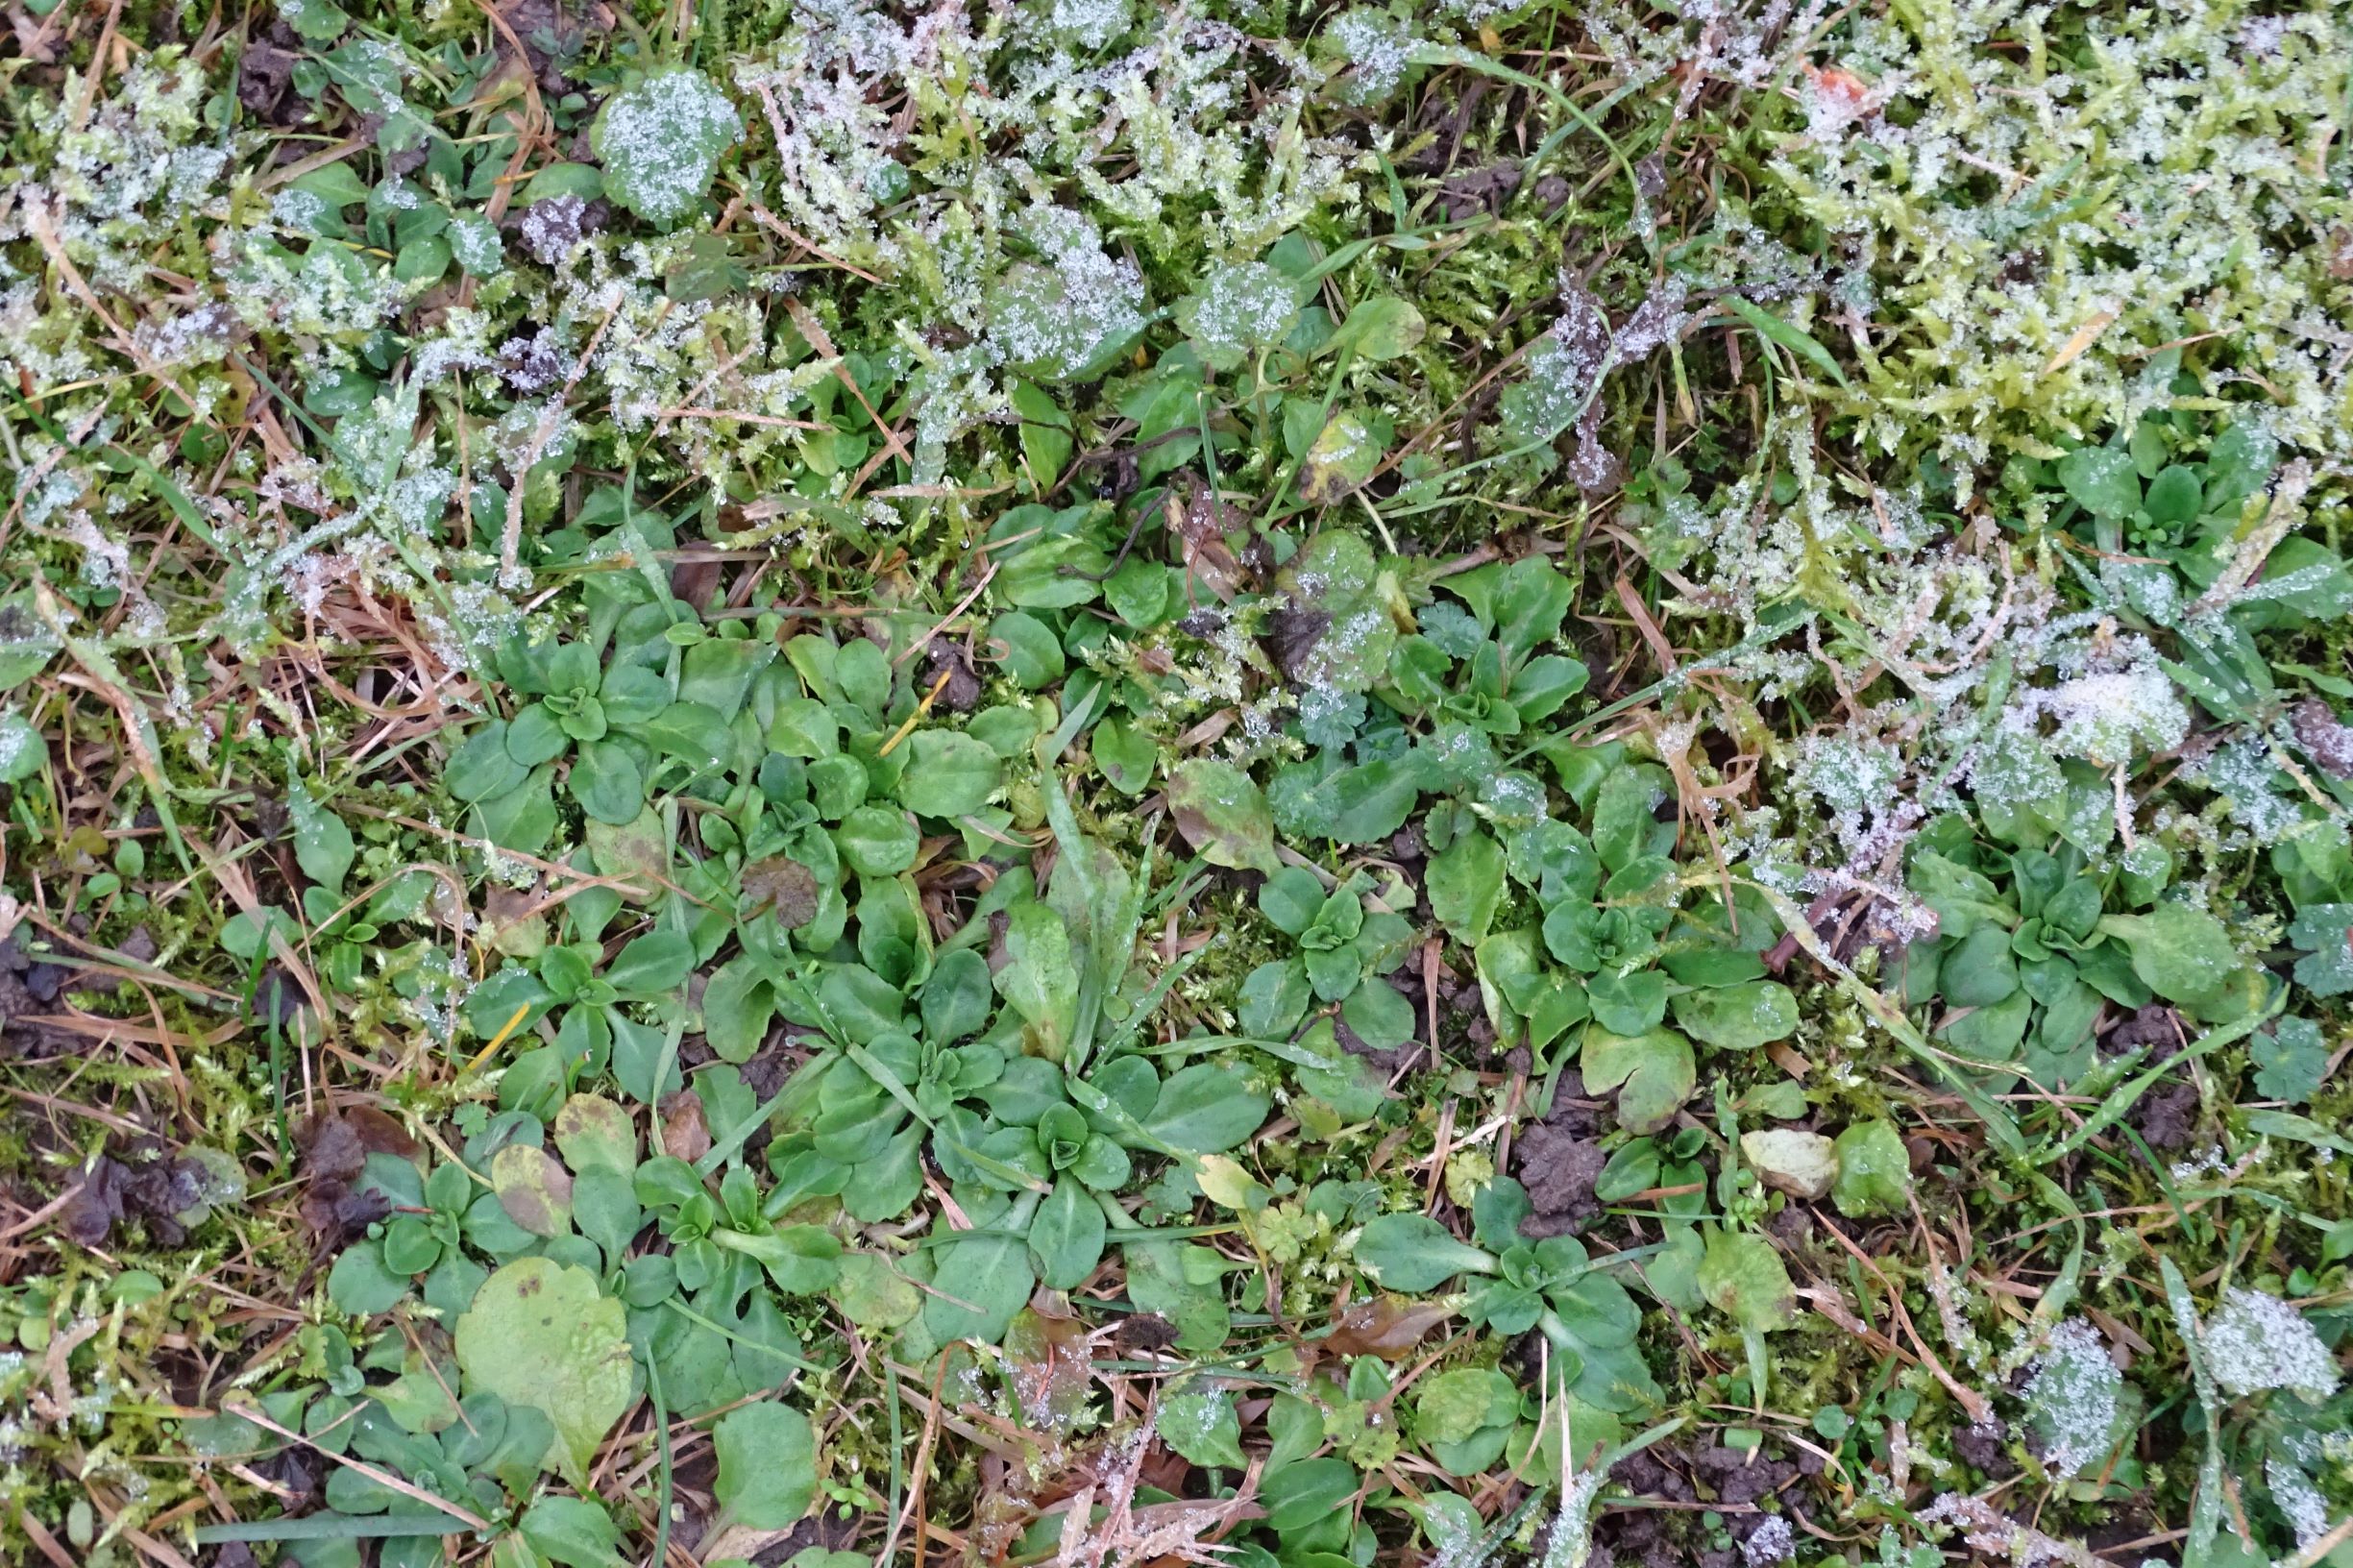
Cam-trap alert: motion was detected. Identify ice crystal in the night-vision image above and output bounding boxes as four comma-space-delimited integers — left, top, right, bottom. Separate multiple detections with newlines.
1742, 1516, 1795, 1567
1177, 258, 1301, 369
1501, 292, 1611, 446
2202, 1287, 2340, 1403
2022, 1320, 2121, 1477
591, 69, 743, 228
520, 196, 591, 265
1323, 9, 1419, 105
2037, 663, 2191, 769
737, 3, 925, 264
2267, 1457, 2332, 1547
9, 56, 228, 291
1046, 0, 1132, 49
1536, 1463, 1609, 1568
1773, 0, 2353, 475
2194, 738, 2303, 846
989, 210, 1148, 380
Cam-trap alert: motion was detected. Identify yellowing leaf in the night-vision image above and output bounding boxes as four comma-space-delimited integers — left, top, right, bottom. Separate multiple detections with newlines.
454, 1260, 633, 1485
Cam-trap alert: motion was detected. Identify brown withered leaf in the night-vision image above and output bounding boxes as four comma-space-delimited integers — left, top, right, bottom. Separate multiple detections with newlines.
1005, 1304, 1093, 1438
60, 1157, 128, 1247
301, 1107, 420, 1183
300, 1111, 412, 1239
1318, 1294, 1457, 1360
63, 1139, 230, 1249
1262, 607, 1332, 683
1164, 475, 1242, 602
739, 855, 820, 928
658, 1090, 711, 1163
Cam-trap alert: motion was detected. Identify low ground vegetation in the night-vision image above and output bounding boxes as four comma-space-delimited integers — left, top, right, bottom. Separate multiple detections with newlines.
0, 0, 2348, 1565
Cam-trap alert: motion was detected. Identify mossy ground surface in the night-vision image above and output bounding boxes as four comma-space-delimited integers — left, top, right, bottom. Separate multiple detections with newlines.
1, 0, 2350, 1565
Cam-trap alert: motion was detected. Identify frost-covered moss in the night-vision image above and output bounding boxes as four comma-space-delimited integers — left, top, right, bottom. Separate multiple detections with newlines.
1773, 0, 2353, 480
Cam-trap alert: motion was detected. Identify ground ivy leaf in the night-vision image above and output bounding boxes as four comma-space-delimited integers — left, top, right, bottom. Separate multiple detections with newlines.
1695, 1227, 1795, 1334
1157, 1383, 1247, 1469
711, 1401, 817, 1531
453, 1259, 633, 1485
1167, 758, 1279, 873
1578, 1026, 1696, 1134
590, 69, 743, 229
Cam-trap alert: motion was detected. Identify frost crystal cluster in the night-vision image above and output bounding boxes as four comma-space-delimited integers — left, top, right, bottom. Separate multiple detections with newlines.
2022, 1319, 2121, 1477
2202, 1287, 2341, 1403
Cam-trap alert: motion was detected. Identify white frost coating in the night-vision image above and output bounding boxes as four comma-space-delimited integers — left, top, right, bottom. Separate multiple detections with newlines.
1503, 296, 1610, 444
592, 69, 744, 228
2201, 1286, 2340, 1403
2036, 663, 2190, 768
990, 209, 1148, 380
1535, 1464, 1609, 1568
1178, 258, 1300, 367
0, 714, 38, 776
2194, 737, 2302, 846
1742, 1516, 1795, 1566
1439, 0, 1523, 23
270, 188, 332, 232
2022, 1319, 2120, 1477
1048, 0, 1131, 48
1325, 9, 1419, 105
2267, 1456, 2330, 1547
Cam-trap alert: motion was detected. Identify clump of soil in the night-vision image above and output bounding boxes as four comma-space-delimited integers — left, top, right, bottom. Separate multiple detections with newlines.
1515, 1071, 1606, 1238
